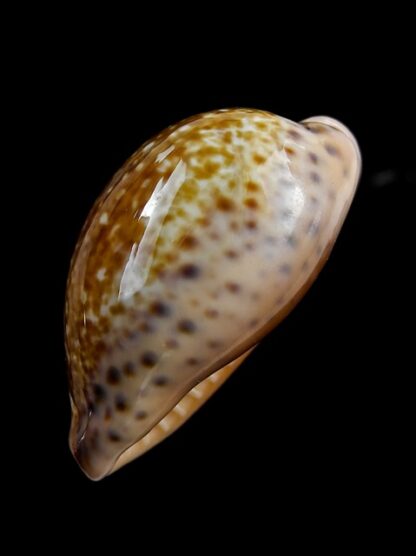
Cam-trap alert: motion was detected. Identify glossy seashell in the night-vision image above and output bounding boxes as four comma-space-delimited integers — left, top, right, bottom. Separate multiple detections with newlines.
65, 108, 361, 480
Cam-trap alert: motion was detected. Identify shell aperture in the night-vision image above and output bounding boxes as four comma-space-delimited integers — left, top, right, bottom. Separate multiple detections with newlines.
65, 109, 361, 480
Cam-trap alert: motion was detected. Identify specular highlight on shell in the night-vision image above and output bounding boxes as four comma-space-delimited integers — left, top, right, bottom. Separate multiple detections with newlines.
65, 108, 361, 480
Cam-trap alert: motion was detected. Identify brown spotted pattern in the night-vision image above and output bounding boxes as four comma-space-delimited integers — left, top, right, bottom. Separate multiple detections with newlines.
65, 109, 361, 480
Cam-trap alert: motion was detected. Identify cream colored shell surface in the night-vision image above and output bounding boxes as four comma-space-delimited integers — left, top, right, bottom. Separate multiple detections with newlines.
65, 109, 361, 480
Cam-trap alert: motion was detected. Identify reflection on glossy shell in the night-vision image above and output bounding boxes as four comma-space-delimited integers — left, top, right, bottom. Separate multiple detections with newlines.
65, 108, 361, 480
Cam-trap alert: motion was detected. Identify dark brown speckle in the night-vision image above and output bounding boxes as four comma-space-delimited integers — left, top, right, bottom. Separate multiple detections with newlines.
139, 321, 155, 334
153, 375, 169, 387
186, 357, 199, 366
115, 394, 128, 411
226, 282, 241, 293
123, 361, 136, 376
209, 231, 220, 240
135, 410, 147, 420
177, 319, 196, 334
288, 129, 302, 140
93, 383, 107, 403
205, 308, 219, 318
305, 124, 325, 134
179, 264, 201, 279
141, 351, 158, 367
166, 338, 179, 349
225, 249, 239, 259
245, 220, 257, 231
149, 300, 171, 317
106, 367, 121, 385
310, 172, 321, 184
325, 144, 340, 156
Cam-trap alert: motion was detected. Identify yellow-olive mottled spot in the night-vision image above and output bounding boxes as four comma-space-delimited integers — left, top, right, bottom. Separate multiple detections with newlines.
244, 198, 259, 210
246, 181, 260, 192
253, 154, 266, 164
216, 196, 235, 212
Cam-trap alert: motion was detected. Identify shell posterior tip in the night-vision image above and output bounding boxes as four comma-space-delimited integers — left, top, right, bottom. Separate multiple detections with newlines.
301, 115, 362, 178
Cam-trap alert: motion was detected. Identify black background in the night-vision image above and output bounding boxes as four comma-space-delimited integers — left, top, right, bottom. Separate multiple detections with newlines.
17, 28, 413, 537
